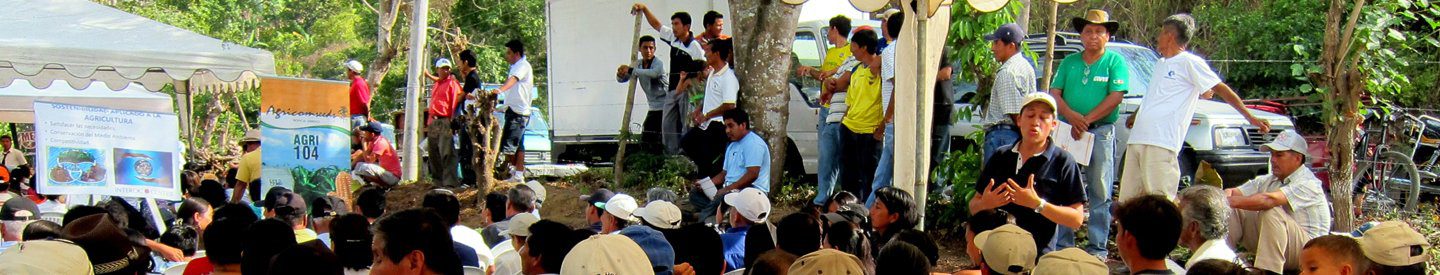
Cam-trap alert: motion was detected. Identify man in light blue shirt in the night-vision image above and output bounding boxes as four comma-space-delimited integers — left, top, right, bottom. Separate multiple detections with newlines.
690, 108, 770, 223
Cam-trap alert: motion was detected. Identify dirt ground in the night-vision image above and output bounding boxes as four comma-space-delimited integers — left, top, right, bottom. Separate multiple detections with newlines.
382, 179, 977, 272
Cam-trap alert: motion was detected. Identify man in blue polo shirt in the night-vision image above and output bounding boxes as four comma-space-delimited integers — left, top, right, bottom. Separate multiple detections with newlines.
691, 108, 770, 223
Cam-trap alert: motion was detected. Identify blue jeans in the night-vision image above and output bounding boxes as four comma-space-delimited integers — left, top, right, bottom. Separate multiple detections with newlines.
866, 123, 895, 207
982, 125, 1020, 166
814, 107, 845, 206
1052, 123, 1116, 257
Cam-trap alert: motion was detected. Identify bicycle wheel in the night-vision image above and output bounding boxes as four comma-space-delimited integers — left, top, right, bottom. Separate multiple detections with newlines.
1374, 151, 1422, 216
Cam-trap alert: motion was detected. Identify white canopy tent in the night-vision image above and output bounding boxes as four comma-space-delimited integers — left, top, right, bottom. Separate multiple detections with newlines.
0, 79, 173, 123
0, 0, 277, 141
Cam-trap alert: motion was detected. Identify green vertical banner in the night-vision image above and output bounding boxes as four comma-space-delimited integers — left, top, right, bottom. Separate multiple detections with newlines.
260, 77, 351, 202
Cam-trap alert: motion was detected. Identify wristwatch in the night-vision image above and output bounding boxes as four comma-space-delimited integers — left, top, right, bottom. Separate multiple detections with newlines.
1034, 199, 1048, 213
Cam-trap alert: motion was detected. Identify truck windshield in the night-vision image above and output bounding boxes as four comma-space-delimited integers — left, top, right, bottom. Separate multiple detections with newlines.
792, 32, 822, 68
1110, 46, 1158, 98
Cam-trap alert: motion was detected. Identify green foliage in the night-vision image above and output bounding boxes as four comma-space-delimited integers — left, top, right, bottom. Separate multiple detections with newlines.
1351, 0, 1440, 107
948, 0, 1021, 106
618, 152, 695, 191
926, 131, 983, 233
451, 0, 550, 115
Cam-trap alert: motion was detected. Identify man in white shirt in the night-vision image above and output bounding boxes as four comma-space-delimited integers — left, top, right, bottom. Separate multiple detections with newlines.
0, 136, 26, 171
487, 39, 536, 182
1225, 130, 1331, 274
680, 38, 738, 184
1176, 185, 1238, 269
1121, 14, 1270, 201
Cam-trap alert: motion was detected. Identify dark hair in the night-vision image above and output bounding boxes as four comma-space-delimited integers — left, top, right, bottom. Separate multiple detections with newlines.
777, 213, 822, 256
373, 209, 461, 275
1116, 195, 1183, 260
508, 186, 536, 213
852, 29, 880, 55
824, 221, 875, 274
747, 250, 798, 275
243, 219, 297, 275
195, 179, 228, 206
21, 220, 62, 241
262, 186, 291, 211
1371, 263, 1427, 275
205, 219, 247, 265
827, 191, 859, 209
484, 191, 509, 222
670, 12, 692, 26
0, 135, 9, 140
877, 242, 932, 275
722, 108, 750, 126
676, 224, 725, 275
1302, 235, 1370, 273
873, 187, 920, 234
829, 15, 853, 38
422, 189, 462, 226
214, 202, 259, 225
639, 35, 656, 46
525, 220, 581, 273
966, 209, 1012, 234
269, 241, 343, 275
893, 229, 940, 266
709, 38, 734, 63
102, 199, 157, 239
330, 213, 373, 271
176, 197, 211, 227
160, 225, 201, 257
355, 186, 387, 219
703, 11, 724, 27
886, 12, 904, 39
745, 225, 777, 269
459, 49, 477, 67
1185, 259, 1249, 275
505, 39, 525, 56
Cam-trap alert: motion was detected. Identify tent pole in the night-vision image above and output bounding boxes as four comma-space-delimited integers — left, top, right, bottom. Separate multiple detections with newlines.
175, 79, 193, 150
401, 0, 430, 183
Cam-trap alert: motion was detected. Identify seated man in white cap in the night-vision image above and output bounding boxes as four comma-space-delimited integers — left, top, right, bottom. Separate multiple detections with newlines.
1224, 129, 1331, 274
720, 188, 771, 272
1357, 221, 1430, 274
492, 212, 538, 275
599, 194, 641, 234
974, 224, 1037, 275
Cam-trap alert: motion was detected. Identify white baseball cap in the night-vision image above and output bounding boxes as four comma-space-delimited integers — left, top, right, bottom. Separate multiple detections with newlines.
1260, 129, 1309, 159
501, 212, 540, 237
560, 234, 654, 274
723, 188, 771, 224
1021, 92, 1059, 117
344, 60, 364, 73
633, 201, 683, 229
603, 194, 640, 222
523, 180, 547, 205
434, 58, 452, 69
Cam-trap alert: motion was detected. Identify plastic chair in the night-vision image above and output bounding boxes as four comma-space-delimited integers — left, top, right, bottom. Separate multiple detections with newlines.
462, 266, 485, 275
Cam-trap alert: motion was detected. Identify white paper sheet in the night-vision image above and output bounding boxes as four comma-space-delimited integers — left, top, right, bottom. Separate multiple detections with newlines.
1050, 121, 1095, 166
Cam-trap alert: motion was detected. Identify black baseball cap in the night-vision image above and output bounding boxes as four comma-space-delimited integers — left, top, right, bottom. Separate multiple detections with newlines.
360, 121, 383, 134
581, 188, 615, 208
984, 23, 1025, 44
0, 197, 38, 221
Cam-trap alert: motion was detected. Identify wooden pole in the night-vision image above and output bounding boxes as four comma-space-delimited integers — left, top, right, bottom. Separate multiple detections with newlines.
1040, 1, 1059, 91
614, 15, 643, 185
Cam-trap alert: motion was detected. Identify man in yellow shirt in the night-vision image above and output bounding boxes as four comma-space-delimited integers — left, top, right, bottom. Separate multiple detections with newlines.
232, 129, 262, 204
795, 15, 854, 206
837, 28, 883, 202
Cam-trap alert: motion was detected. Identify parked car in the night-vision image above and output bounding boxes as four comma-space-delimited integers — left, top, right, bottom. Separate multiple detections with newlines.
950, 33, 1296, 186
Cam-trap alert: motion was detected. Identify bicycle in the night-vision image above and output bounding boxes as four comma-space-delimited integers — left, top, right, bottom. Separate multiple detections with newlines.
1351, 109, 1440, 218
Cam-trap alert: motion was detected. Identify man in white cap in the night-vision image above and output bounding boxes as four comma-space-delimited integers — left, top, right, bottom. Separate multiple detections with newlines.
345, 60, 372, 129
974, 224, 1038, 275
600, 194, 640, 234
1357, 221, 1430, 274
720, 188, 770, 271
1224, 129, 1331, 274
634, 200, 683, 230
560, 234, 654, 275
231, 129, 263, 203
493, 212, 539, 275
426, 58, 462, 187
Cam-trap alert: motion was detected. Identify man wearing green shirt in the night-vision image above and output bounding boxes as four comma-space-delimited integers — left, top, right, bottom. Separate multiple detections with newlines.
1048, 9, 1129, 258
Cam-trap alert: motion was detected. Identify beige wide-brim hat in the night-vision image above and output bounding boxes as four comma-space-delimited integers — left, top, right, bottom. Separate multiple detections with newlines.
1072, 9, 1120, 34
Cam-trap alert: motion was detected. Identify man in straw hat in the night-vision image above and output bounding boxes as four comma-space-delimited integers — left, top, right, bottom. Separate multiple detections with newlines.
1224, 130, 1331, 274
230, 129, 262, 203
1048, 9, 1129, 258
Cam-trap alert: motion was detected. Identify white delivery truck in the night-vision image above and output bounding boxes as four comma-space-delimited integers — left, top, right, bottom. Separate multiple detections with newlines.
545, 0, 881, 178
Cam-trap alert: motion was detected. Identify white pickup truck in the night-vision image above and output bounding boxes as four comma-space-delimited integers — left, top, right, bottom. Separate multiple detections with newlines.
545, 0, 879, 178
949, 33, 1295, 186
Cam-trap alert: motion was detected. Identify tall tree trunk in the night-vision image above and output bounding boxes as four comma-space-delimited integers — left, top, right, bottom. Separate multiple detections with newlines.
366, 0, 405, 93
1316, 0, 1367, 232
728, 0, 800, 185
1017, 0, 1032, 32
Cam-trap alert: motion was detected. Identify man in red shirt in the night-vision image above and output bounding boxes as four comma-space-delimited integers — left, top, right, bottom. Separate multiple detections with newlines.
426, 58, 462, 187
346, 60, 372, 129
352, 121, 401, 187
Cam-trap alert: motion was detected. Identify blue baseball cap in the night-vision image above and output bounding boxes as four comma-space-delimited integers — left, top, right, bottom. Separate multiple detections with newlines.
984, 23, 1025, 44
